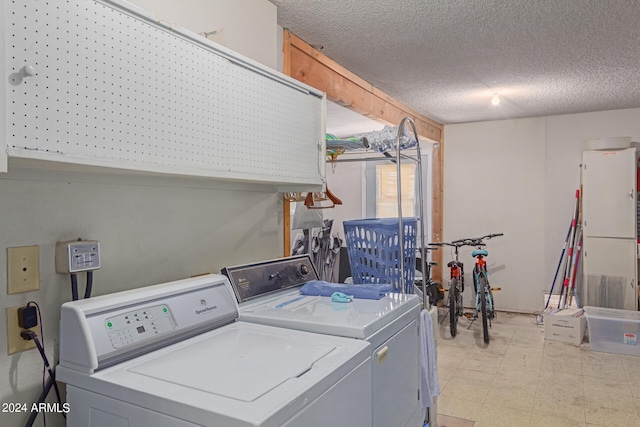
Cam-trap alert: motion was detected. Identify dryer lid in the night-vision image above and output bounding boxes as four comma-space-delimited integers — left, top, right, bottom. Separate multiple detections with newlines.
240, 292, 419, 339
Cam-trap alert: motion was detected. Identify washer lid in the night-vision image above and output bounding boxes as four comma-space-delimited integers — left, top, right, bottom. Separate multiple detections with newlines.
57, 322, 371, 427
240, 292, 419, 339
129, 326, 335, 401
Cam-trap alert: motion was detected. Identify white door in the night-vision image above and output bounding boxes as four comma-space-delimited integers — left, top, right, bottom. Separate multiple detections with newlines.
582, 149, 636, 238
583, 237, 637, 310
372, 319, 420, 427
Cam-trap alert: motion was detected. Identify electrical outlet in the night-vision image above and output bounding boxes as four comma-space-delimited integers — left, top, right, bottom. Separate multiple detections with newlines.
7, 246, 40, 294
6, 306, 37, 354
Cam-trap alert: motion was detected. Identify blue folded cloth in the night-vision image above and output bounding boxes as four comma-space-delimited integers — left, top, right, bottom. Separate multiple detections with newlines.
331, 292, 353, 303
300, 280, 392, 300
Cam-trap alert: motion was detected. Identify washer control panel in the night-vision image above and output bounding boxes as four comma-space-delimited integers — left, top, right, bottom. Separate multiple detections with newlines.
105, 304, 176, 349
59, 274, 239, 372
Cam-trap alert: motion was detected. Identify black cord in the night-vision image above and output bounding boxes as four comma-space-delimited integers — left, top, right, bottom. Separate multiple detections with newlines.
20, 332, 65, 421
32, 338, 63, 410
84, 270, 93, 299
70, 273, 78, 301
21, 303, 67, 426
24, 378, 53, 427
26, 301, 46, 426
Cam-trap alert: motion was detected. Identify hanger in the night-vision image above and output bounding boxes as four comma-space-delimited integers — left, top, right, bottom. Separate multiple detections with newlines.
304, 185, 343, 209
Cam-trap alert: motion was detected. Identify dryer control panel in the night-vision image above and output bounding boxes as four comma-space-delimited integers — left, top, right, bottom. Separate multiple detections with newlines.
222, 255, 319, 303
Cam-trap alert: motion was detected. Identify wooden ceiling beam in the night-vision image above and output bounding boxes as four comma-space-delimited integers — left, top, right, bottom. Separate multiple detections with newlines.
282, 29, 444, 282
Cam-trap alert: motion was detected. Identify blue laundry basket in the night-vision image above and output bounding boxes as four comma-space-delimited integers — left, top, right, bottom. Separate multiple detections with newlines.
343, 217, 417, 293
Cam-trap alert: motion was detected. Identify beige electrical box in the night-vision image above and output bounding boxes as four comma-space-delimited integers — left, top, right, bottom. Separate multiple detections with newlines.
56, 240, 101, 273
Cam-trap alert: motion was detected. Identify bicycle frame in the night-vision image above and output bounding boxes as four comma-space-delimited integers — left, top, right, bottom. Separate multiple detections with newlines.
432, 233, 502, 342
472, 254, 493, 319
448, 247, 464, 288
431, 242, 465, 337
459, 233, 503, 343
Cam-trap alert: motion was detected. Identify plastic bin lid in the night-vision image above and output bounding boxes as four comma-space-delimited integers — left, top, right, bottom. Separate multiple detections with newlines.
584, 306, 640, 321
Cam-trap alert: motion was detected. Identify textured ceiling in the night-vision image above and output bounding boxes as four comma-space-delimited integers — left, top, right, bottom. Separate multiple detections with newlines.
270, 0, 640, 125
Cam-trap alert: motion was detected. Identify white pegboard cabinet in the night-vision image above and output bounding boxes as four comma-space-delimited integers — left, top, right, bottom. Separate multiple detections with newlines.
0, 0, 326, 190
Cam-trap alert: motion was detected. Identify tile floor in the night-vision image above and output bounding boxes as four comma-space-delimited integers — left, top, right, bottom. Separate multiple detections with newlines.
434, 310, 640, 427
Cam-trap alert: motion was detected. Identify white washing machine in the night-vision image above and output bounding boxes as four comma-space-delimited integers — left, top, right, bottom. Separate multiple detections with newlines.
222, 255, 422, 427
57, 274, 372, 427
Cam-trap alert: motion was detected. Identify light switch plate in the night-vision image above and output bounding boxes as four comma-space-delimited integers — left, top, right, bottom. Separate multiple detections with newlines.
6, 306, 37, 354
7, 246, 40, 294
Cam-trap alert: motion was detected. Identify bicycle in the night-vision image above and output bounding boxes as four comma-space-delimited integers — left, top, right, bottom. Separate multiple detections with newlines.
429, 241, 466, 337
453, 233, 503, 343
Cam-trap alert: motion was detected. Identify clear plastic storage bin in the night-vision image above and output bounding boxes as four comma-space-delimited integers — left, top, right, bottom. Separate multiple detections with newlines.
584, 306, 640, 356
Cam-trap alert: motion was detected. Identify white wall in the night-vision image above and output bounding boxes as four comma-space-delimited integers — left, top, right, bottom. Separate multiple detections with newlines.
544, 109, 640, 293
0, 1, 280, 425
322, 160, 366, 237
444, 119, 546, 313
444, 107, 640, 313
0, 167, 283, 427
127, 0, 278, 70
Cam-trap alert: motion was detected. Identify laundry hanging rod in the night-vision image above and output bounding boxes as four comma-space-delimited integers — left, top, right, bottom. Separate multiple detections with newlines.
328, 152, 421, 163
327, 117, 429, 308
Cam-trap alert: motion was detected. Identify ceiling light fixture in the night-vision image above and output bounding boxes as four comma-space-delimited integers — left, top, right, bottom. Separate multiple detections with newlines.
491, 93, 500, 106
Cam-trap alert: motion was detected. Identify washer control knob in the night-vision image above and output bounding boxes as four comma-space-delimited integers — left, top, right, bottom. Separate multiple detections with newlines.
297, 263, 310, 277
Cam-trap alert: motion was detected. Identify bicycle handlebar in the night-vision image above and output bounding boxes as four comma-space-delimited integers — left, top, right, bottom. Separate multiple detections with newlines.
432, 233, 503, 248
484, 233, 504, 239
430, 242, 464, 248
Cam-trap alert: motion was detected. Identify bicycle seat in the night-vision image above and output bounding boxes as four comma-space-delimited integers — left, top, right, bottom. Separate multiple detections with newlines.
447, 260, 462, 268
472, 249, 488, 257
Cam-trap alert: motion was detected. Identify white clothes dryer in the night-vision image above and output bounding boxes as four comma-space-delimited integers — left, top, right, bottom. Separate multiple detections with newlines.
57, 274, 372, 427
222, 255, 422, 427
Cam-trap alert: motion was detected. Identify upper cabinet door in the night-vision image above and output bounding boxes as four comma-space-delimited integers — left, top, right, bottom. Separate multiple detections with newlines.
2, 0, 326, 190
582, 148, 637, 238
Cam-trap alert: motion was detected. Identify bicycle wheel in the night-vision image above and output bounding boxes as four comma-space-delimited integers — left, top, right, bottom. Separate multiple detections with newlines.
449, 278, 458, 337
488, 287, 495, 320
479, 273, 490, 343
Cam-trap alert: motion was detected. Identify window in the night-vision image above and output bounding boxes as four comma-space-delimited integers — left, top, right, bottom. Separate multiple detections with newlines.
365, 152, 432, 247
375, 163, 416, 218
